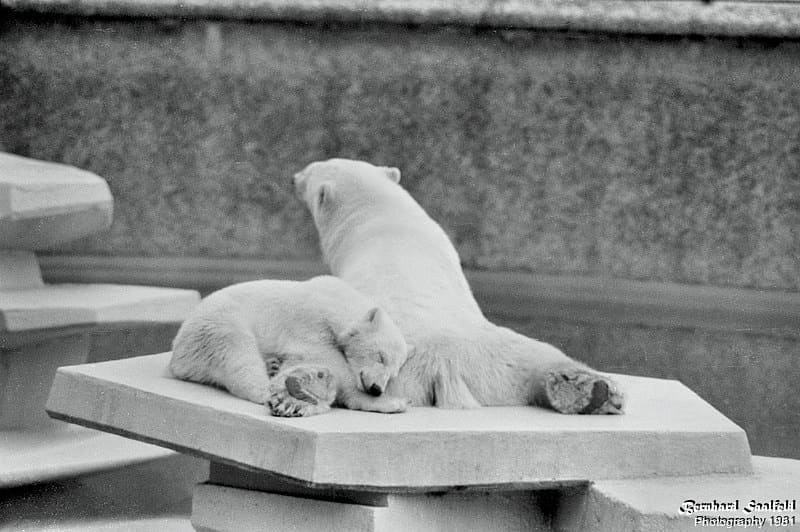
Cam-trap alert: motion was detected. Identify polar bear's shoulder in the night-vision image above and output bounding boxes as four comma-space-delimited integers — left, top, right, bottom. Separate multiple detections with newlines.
206, 276, 353, 300
197, 276, 369, 326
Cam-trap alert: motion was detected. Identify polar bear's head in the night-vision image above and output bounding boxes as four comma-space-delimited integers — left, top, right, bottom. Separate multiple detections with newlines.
293, 158, 418, 267
336, 306, 408, 396
293, 158, 402, 208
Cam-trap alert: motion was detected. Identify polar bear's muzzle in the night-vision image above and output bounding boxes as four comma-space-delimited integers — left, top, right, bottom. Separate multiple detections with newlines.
360, 369, 389, 396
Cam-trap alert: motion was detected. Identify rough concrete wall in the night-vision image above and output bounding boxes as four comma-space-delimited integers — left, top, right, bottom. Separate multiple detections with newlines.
1, 17, 799, 291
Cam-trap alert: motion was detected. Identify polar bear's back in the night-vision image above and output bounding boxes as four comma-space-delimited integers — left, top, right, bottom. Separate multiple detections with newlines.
200, 276, 369, 334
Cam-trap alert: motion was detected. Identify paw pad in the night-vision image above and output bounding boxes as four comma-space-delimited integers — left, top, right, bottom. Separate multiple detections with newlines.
544, 369, 624, 415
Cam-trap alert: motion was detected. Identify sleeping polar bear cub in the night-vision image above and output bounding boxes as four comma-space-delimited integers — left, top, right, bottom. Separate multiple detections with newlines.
294, 159, 624, 414
169, 276, 410, 417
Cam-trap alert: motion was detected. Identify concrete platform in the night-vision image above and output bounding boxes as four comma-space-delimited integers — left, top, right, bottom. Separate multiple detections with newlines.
47, 352, 752, 490
0, 152, 112, 250
556, 456, 800, 531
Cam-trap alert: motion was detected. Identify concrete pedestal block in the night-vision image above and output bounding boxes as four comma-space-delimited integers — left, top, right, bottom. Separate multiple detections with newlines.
192, 482, 551, 532
555, 456, 800, 531
0, 250, 43, 289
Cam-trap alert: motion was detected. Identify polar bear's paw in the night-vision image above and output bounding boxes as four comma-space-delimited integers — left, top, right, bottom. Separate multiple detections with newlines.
543, 369, 625, 415
267, 365, 338, 417
268, 390, 325, 417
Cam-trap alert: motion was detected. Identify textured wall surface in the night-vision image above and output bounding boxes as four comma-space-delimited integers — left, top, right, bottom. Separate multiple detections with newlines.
1, 17, 799, 291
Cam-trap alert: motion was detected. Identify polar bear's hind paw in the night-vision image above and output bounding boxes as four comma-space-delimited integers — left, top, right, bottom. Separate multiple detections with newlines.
268, 389, 330, 417
544, 370, 624, 415
267, 365, 338, 417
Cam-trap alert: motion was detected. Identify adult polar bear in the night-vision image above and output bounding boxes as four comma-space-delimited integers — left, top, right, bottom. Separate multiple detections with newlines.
294, 159, 624, 414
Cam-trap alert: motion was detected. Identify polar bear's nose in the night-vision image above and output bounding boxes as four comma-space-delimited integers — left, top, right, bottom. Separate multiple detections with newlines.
361, 371, 385, 396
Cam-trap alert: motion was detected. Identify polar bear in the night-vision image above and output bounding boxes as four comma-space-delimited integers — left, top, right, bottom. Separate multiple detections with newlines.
169, 276, 410, 417
294, 159, 624, 414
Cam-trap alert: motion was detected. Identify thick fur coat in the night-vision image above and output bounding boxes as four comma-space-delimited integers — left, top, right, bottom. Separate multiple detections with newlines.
169, 275, 409, 415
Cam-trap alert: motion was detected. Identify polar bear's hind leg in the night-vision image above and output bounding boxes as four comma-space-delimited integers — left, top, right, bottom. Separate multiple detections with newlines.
203, 328, 273, 405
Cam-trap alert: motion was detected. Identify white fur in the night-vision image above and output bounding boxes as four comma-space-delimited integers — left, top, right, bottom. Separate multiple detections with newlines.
169, 275, 409, 414
294, 159, 625, 414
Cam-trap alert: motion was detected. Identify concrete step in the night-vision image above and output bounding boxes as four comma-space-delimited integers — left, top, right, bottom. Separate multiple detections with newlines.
0, 282, 199, 333
47, 352, 752, 490
0, 425, 175, 488
556, 456, 800, 531
0, 453, 206, 531
0, 152, 112, 251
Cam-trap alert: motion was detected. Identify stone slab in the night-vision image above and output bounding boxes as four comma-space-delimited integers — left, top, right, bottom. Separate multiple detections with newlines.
47, 352, 752, 490
556, 456, 800, 532
0, 283, 199, 332
0, 152, 113, 249
192, 483, 550, 532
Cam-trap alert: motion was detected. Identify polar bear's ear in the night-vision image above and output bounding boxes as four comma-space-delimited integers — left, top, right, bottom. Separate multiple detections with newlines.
365, 307, 382, 324
293, 170, 308, 195
381, 166, 401, 184
316, 183, 333, 209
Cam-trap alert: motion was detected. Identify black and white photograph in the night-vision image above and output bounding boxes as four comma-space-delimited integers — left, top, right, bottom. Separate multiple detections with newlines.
0, 0, 799, 530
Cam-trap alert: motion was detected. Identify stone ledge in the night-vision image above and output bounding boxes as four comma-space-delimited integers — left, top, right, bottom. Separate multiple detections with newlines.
0, 284, 200, 332
38, 256, 800, 338
46, 353, 752, 490
0, 152, 112, 249
3, 0, 800, 38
